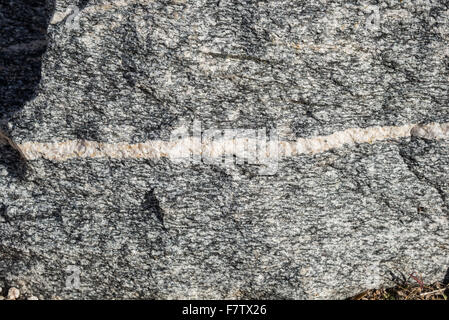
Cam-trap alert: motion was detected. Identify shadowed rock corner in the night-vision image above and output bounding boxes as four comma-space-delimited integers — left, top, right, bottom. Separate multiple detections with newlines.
443, 267, 449, 286
0, 130, 28, 178
0, 0, 56, 177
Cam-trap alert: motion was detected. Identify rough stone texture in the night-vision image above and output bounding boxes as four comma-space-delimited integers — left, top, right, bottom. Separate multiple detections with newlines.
0, 0, 449, 299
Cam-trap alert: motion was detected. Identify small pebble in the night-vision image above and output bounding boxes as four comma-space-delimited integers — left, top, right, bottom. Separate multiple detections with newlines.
28, 296, 39, 300
7, 287, 20, 300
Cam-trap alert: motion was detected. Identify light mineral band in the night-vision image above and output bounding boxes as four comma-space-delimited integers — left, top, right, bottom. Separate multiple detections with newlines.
1, 122, 447, 161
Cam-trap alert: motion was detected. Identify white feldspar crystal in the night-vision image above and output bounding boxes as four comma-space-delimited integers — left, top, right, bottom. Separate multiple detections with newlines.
7, 287, 20, 300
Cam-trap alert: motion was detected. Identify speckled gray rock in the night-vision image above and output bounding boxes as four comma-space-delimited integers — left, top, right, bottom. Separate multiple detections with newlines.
0, 0, 448, 299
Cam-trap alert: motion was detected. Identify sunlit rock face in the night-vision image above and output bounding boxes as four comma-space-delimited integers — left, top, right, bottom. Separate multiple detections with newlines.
0, 0, 448, 299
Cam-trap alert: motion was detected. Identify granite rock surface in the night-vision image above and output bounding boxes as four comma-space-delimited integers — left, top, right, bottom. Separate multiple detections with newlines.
0, 0, 448, 299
